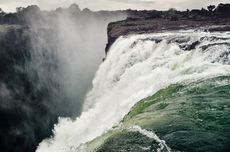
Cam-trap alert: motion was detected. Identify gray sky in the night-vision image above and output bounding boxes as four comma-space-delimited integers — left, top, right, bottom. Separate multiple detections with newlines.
0, 0, 229, 12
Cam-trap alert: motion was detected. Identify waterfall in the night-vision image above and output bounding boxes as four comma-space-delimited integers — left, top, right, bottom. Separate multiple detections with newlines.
36, 31, 230, 152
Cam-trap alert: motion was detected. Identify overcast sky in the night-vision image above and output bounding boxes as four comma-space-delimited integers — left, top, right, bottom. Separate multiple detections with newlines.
0, 0, 229, 12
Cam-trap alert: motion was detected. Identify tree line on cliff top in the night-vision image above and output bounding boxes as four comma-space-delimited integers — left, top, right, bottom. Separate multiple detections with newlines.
0, 3, 229, 25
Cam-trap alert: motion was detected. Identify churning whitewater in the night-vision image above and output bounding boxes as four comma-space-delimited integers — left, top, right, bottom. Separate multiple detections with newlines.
36, 31, 230, 152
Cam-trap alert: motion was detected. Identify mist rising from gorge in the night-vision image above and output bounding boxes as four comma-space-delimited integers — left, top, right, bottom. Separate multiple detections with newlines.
0, 4, 126, 152
28, 4, 127, 116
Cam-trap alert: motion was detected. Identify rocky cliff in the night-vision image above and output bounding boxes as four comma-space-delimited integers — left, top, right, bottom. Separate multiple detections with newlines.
106, 3, 230, 53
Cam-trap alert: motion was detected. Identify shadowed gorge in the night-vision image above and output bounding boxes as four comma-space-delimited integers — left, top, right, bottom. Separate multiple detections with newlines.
0, 4, 126, 152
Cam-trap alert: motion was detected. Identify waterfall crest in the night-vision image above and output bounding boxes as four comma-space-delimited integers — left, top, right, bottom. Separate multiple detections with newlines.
37, 31, 230, 152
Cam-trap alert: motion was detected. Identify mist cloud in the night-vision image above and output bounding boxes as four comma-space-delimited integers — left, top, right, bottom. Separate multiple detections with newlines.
0, 7, 126, 152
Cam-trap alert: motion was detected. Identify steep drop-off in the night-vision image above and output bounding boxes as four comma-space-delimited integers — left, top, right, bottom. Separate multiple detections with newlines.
105, 3, 230, 53
85, 31, 230, 152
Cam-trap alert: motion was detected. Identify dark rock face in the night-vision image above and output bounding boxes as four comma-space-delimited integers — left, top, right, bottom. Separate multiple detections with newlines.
0, 27, 59, 152
105, 3, 230, 53
0, 26, 82, 152
215, 3, 230, 17
0, 4, 126, 152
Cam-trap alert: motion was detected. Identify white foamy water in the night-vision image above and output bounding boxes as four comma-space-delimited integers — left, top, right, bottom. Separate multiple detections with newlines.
36, 31, 230, 152
127, 125, 171, 152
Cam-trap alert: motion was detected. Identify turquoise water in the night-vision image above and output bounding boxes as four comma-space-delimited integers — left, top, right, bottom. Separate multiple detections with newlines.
96, 76, 230, 152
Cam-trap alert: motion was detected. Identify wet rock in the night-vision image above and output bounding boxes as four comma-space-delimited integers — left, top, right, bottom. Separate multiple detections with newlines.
105, 3, 230, 53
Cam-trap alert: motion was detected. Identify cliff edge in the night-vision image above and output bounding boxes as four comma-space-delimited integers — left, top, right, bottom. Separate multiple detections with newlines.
106, 3, 230, 53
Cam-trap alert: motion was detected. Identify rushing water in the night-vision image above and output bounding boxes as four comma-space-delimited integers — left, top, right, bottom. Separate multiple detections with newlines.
36, 31, 230, 152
